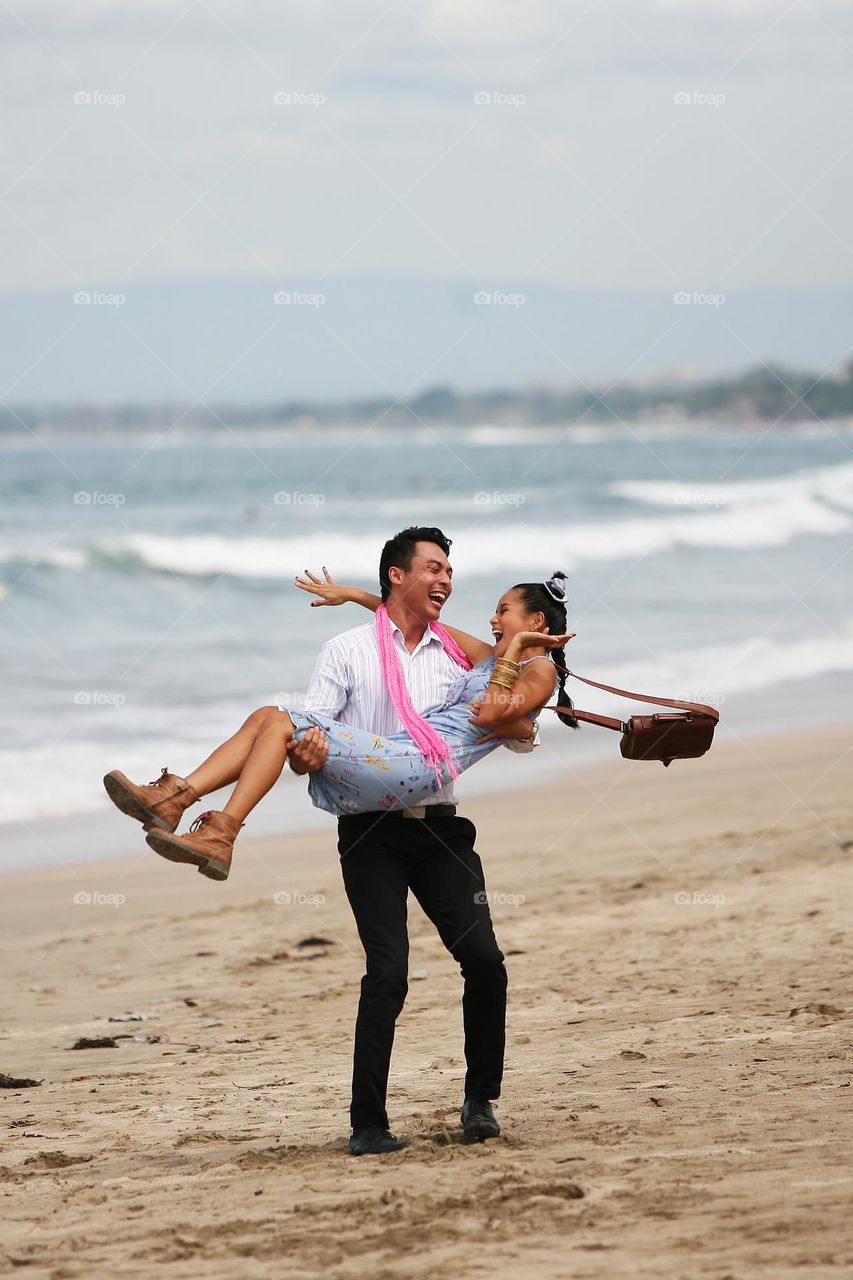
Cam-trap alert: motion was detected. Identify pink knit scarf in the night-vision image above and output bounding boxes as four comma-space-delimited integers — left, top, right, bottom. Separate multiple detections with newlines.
375, 605, 472, 784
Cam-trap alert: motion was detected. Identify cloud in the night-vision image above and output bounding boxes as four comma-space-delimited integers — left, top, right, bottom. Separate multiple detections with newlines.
0, 0, 851, 298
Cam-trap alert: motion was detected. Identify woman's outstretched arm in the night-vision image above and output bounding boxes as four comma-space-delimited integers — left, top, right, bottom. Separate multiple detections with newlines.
294, 567, 495, 666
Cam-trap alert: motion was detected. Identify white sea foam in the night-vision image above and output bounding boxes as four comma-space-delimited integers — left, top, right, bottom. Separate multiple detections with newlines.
610, 459, 853, 512
3, 460, 852, 583
595, 622, 853, 703
98, 488, 851, 578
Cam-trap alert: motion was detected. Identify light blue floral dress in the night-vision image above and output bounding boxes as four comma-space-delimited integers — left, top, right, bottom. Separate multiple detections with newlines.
282, 656, 546, 816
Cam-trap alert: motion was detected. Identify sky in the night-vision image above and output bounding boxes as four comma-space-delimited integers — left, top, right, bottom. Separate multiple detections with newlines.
2, 0, 852, 402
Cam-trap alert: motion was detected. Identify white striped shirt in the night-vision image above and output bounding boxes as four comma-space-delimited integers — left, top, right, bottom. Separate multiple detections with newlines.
302, 618, 539, 807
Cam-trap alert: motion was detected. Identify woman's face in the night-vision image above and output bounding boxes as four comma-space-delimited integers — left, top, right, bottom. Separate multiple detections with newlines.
490, 589, 546, 656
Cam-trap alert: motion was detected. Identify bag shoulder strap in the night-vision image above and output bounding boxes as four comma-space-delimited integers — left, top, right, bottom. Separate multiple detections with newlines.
545, 667, 720, 731
563, 668, 719, 719
561, 707, 625, 731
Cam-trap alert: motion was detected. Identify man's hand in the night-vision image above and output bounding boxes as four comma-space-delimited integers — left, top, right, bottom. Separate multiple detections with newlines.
476, 716, 535, 745
287, 727, 329, 774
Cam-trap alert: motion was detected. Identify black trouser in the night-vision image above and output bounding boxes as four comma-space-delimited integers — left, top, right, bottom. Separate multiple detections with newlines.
337, 811, 508, 1133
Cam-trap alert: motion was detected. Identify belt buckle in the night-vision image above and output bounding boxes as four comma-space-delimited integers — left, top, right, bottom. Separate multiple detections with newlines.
401, 805, 427, 820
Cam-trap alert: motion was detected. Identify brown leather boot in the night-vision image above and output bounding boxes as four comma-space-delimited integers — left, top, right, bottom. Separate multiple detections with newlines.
145, 810, 243, 882
103, 767, 200, 832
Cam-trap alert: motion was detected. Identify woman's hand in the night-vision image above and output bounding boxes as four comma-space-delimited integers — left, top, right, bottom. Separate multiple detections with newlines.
512, 629, 576, 651
294, 567, 352, 608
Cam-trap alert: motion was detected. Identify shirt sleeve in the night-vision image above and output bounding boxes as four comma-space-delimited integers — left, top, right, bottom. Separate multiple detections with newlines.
502, 719, 540, 753
301, 638, 350, 720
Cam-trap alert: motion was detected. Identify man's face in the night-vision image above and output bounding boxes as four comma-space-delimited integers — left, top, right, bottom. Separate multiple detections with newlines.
389, 541, 453, 621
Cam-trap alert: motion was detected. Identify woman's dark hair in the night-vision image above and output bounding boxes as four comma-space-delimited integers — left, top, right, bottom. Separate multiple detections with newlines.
379, 526, 452, 602
512, 573, 579, 730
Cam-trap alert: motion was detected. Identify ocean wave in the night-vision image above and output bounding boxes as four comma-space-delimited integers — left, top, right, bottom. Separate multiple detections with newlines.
0, 544, 88, 573
590, 622, 853, 705
609, 459, 853, 512
78, 476, 853, 574
3, 458, 852, 585
3, 506, 850, 587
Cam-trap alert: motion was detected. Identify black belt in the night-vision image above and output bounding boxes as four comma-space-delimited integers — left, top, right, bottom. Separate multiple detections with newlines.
343, 804, 458, 824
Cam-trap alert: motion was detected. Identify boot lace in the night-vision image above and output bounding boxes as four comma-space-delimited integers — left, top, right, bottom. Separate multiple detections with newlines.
189, 812, 215, 834
145, 768, 199, 811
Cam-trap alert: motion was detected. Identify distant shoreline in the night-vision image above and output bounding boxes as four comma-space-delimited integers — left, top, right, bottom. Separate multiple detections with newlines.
4, 360, 853, 433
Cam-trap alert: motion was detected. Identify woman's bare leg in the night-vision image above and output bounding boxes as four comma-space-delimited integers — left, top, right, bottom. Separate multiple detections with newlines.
185, 706, 282, 797
222, 710, 295, 824
142, 710, 297, 881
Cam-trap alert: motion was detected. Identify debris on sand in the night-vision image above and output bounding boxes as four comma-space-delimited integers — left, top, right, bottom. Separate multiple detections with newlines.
23, 1152, 94, 1168
789, 1003, 844, 1018
69, 1031, 173, 1049
0, 1073, 43, 1089
296, 936, 334, 948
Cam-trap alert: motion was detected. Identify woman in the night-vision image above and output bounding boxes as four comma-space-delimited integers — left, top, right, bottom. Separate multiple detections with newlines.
103, 571, 577, 882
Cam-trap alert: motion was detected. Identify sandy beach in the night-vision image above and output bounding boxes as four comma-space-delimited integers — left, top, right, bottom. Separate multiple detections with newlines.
1, 723, 851, 1279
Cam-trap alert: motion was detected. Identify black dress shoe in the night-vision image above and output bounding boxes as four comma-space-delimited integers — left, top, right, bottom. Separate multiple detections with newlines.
460, 1098, 501, 1140
347, 1125, 409, 1156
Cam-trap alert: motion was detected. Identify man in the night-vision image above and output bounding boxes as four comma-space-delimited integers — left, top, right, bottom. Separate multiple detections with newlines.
288, 527, 539, 1155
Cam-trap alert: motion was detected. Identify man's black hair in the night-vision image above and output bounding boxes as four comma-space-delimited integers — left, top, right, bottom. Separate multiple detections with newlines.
378, 526, 452, 602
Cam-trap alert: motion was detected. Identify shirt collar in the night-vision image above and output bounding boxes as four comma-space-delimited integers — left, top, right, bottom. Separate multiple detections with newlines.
389, 618, 444, 657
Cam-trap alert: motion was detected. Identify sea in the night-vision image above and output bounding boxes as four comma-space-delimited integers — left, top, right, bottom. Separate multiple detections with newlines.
1, 419, 851, 872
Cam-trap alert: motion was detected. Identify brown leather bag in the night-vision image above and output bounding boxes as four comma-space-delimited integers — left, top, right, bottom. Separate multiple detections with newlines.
547, 668, 719, 767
